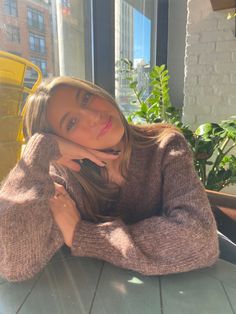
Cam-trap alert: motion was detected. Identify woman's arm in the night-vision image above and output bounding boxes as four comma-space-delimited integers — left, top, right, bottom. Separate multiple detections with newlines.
71, 133, 219, 275
0, 134, 64, 281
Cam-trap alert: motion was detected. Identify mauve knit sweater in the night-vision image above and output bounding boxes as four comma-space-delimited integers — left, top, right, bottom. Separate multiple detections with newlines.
0, 126, 219, 281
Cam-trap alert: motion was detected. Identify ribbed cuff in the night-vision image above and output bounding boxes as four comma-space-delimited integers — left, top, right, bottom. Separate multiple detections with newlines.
71, 220, 119, 258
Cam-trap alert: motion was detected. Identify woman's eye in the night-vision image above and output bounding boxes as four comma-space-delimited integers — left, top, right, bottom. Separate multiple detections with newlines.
66, 117, 78, 131
82, 92, 92, 106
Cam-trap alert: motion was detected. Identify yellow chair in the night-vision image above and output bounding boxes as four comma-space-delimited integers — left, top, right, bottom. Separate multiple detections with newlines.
0, 51, 42, 181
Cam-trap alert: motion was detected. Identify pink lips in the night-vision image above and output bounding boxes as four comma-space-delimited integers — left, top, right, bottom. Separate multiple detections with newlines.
98, 116, 112, 138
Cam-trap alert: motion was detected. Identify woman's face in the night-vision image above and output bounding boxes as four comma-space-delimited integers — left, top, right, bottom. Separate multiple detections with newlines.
46, 86, 125, 150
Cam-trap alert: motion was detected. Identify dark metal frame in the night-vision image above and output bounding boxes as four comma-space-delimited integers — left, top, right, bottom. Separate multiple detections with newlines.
92, 0, 115, 96
91, 0, 168, 95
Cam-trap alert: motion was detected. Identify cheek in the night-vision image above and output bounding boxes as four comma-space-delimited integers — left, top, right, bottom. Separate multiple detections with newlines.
69, 130, 88, 145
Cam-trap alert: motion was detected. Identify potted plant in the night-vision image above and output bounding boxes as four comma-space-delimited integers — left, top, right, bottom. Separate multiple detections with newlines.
116, 60, 236, 238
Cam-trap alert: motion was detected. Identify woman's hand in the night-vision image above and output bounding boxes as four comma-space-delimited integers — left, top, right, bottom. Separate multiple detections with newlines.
49, 183, 80, 247
51, 134, 120, 172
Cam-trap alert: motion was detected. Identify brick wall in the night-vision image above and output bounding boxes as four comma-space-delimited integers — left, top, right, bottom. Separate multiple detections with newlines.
183, 0, 236, 129
0, 0, 54, 76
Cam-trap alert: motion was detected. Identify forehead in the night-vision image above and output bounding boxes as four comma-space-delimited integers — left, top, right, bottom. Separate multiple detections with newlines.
46, 86, 78, 129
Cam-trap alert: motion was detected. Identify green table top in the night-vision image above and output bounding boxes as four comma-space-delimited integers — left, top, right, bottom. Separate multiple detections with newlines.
1, 247, 236, 314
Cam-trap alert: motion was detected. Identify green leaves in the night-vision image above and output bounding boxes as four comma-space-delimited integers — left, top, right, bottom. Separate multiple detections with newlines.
119, 61, 236, 191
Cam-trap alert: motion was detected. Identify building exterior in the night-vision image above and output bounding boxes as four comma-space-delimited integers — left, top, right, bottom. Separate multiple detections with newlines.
115, 0, 135, 113
0, 0, 56, 78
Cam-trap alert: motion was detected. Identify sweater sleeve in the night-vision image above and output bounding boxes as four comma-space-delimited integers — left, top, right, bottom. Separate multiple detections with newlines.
71, 133, 219, 275
0, 134, 64, 282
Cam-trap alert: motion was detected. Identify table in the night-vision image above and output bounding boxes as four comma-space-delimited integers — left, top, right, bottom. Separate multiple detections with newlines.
1, 246, 236, 314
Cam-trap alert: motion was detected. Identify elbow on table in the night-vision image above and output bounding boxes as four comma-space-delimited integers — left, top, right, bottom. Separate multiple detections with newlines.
194, 223, 220, 269
0, 245, 44, 282
0, 257, 42, 282
0, 260, 42, 282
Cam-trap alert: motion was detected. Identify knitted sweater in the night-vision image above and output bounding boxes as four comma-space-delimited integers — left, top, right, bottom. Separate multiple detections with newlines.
0, 126, 219, 281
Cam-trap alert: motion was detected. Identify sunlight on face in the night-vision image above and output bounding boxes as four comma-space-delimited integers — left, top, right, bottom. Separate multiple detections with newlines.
46, 86, 125, 150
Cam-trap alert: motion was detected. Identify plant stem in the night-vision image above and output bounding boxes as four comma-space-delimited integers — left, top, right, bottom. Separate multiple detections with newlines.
133, 86, 143, 106
220, 137, 230, 152
224, 142, 236, 156
211, 138, 230, 172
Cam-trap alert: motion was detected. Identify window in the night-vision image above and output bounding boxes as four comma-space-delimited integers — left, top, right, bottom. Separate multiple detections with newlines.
6, 25, 20, 43
31, 57, 47, 76
4, 0, 17, 17
115, 0, 158, 114
27, 7, 45, 31
29, 33, 46, 54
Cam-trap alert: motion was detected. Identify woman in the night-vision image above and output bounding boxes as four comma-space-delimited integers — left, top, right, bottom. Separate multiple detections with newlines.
0, 77, 219, 282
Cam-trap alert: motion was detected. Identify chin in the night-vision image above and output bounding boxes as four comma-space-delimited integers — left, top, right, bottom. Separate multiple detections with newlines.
95, 127, 125, 150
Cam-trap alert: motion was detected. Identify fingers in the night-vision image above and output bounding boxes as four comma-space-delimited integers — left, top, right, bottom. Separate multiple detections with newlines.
53, 134, 121, 168
54, 183, 67, 196
87, 149, 121, 161
66, 160, 81, 172
52, 184, 76, 206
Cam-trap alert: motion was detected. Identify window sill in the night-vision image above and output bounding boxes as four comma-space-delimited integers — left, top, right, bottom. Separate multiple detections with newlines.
210, 0, 236, 11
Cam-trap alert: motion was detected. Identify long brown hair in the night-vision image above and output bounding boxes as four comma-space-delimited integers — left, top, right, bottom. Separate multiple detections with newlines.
23, 76, 179, 222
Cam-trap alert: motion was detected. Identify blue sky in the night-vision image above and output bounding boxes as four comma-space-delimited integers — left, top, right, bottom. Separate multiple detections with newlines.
133, 9, 151, 64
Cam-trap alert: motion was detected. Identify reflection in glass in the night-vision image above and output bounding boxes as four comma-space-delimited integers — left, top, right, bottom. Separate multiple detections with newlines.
115, 0, 157, 115
1, 0, 93, 82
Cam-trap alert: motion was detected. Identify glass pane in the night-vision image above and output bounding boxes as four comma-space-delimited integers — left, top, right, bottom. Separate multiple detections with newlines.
1, 0, 93, 84
115, 0, 158, 115
54, 0, 93, 79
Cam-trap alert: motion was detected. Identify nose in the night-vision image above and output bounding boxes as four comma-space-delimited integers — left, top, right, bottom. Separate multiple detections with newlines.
80, 108, 105, 127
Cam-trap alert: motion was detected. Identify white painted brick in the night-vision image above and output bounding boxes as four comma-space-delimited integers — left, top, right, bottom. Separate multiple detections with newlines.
216, 41, 236, 52
199, 52, 232, 64
196, 95, 221, 106
183, 95, 196, 105
200, 30, 234, 42
187, 23, 200, 34
232, 52, 236, 62
200, 19, 218, 31
185, 86, 214, 97
184, 85, 195, 96
197, 103, 212, 114
183, 106, 197, 116
182, 113, 197, 126
213, 85, 236, 96
186, 34, 200, 44
211, 104, 235, 116
185, 55, 198, 65
215, 63, 236, 73
187, 64, 215, 75
188, 0, 212, 19
198, 74, 230, 86
229, 95, 236, 105
187, 42, 215, 55
185, 76, 198, 86
201, 86, 214, 95
196, 114, 214, 125
218, 18, 235, 30
231, 74, 236, 84
187, 19, 218, 33
185, 0, 236, 128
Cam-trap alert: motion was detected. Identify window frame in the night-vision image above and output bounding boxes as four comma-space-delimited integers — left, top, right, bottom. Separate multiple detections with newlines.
6, 24, 20, 43
31, 57, 47, 76
29, 32, 46, 54
27, 6, 45, 32
4, 0, 18, 17
92, 0, 168, 96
